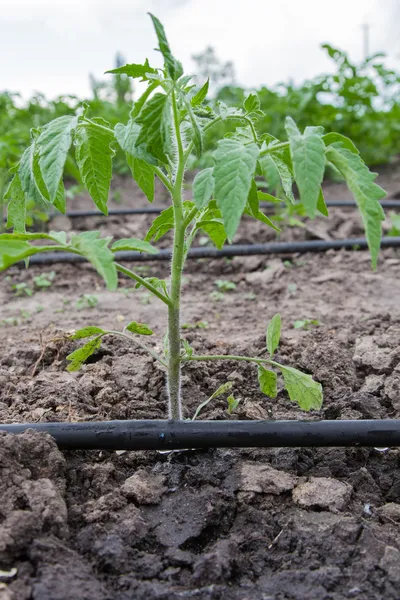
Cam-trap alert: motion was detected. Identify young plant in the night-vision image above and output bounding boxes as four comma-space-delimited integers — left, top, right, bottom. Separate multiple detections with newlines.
0, 15, 387, 419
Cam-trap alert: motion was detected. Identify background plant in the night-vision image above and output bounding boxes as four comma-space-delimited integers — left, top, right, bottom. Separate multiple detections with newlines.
0, 14, 387, 419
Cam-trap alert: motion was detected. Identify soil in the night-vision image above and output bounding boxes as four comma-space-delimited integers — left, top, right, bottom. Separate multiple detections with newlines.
1, 165, 400, 599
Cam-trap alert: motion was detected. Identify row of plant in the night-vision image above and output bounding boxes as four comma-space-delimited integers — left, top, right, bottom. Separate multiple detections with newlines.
0, 14, 387, 419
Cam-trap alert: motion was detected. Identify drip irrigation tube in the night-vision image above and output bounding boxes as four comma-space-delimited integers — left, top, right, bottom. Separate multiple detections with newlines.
1, 419, 400, 450
26, 236, 400, 265
54, 199, 400, 219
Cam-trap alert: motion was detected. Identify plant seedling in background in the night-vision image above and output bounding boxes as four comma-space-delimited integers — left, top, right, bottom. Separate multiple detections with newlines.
0, 15, 386, 419
293, 319, 320, 330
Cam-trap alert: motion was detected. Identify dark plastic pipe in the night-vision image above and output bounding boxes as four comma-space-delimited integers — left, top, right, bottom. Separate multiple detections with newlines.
26, 236, 400, 265
0, 419, 399, 450
56, 199, 400, 219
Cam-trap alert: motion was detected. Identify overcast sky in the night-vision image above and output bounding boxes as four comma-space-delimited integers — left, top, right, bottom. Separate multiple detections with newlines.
1, 0, 399, 100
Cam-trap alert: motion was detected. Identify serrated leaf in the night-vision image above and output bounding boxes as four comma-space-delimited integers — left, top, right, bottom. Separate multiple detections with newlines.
193, 168, 214, 210
5, 175, 26, 233
126, 321, 154, 335
198, 218, 226, 249
245, 180, 280, 232
37, 115, 78, 202
74, 124, 114, 215
111, 238, 157, 253
259, 154, 281, 190
325, 144, 385, 268
19, 144, 47, 206
105, 58, 157, 80
213, 139, 259, 242
149, 13, 183, 80
266, 313, 281, 355
285, 117, 325, 217
67, 336, 103, 372
276, 364, 323, 411
316, 188, 329, 217
70, 327, 106, 340
70, 231, 117, 290
144, 206, 174, 242
114, 120, 157, 164
323, 133, 359, 154
269, 154, 295, 203
136, 93, 171, 163
126, 155, 155, 203
134, 276, 168, 295
244, 93, 260, 113
257, 366, 277, 398
191, 79, 209, 106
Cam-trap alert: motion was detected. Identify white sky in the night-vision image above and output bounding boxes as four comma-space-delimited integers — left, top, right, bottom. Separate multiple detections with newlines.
1, 0, 399, 100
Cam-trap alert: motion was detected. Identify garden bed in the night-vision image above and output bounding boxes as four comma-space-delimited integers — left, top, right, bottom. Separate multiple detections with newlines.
1, 170, 400, 599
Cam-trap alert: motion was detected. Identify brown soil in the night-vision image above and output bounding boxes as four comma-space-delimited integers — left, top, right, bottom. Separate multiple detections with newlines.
1, 168, 400, 599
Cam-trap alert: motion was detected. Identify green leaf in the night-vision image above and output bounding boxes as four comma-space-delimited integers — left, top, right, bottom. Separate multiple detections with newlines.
134, 276, 168, 295
316, 188, 329, 217
105, 59, 157, 80
198, 218, 226, 249
276, 364, 323, 411
114, 120, 157, 164
37, 115, 78, 202
70, 326, 106, 340
227, 395, 240, 415
193, 168, 214, 210
191, 79, 209, 106
259, 154, 280, 190
144, 206, 174, 242
126, 321, 154, 335
5, 175, 26, 233
323, 133, 359, 154
325, 144, 385, 269
149, 13, 183, 80
285, 117, 325, 217
257, 366, 277, 398
266, 313, 281, 355
244, 93, 260, 113
111, 238, 158, 253
19, 144, 46, 206
246, 180, 280, 232
136, 93, 171, 163
70, 231, 117, 290
268, 154, 295, 203
0, 238, 32, 270
126, 155, 155, 203
67, 336, 103, 372
74, 124, 114, 215
213, 139, 259, 242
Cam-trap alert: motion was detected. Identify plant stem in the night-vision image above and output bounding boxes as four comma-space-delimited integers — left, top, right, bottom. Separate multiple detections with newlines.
115, 263, 172, 306
167, 90, 186, 420
259, 141, 289, 155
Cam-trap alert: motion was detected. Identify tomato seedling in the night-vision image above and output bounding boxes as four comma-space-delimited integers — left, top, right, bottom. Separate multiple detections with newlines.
0, 14, 386, 419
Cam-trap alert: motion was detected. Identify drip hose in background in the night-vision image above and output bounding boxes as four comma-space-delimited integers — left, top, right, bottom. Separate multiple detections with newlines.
25, 236, 400, 265
3, 199, 399, 222
0, 419, 399, 450
61, 199, 400, 219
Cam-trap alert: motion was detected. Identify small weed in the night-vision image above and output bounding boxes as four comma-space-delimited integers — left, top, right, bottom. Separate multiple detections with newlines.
76, 294, 99, 310
182, 321, 208, 330
293, 319, 320, 330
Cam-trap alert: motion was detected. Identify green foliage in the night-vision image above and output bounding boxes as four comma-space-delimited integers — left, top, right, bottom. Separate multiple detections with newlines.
1, 14, 388, 419
126, 321, 154, 335
258, 366, 278, 398
266, 313, 281, 356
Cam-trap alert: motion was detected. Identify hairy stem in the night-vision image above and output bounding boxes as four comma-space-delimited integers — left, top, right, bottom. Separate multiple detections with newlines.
167, 90, 186, 420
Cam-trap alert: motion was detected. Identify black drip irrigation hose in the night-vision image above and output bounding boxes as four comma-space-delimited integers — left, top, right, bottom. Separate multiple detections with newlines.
55, 199, 400, 219
26, 236, 400, 265
0, 419, 399, 450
